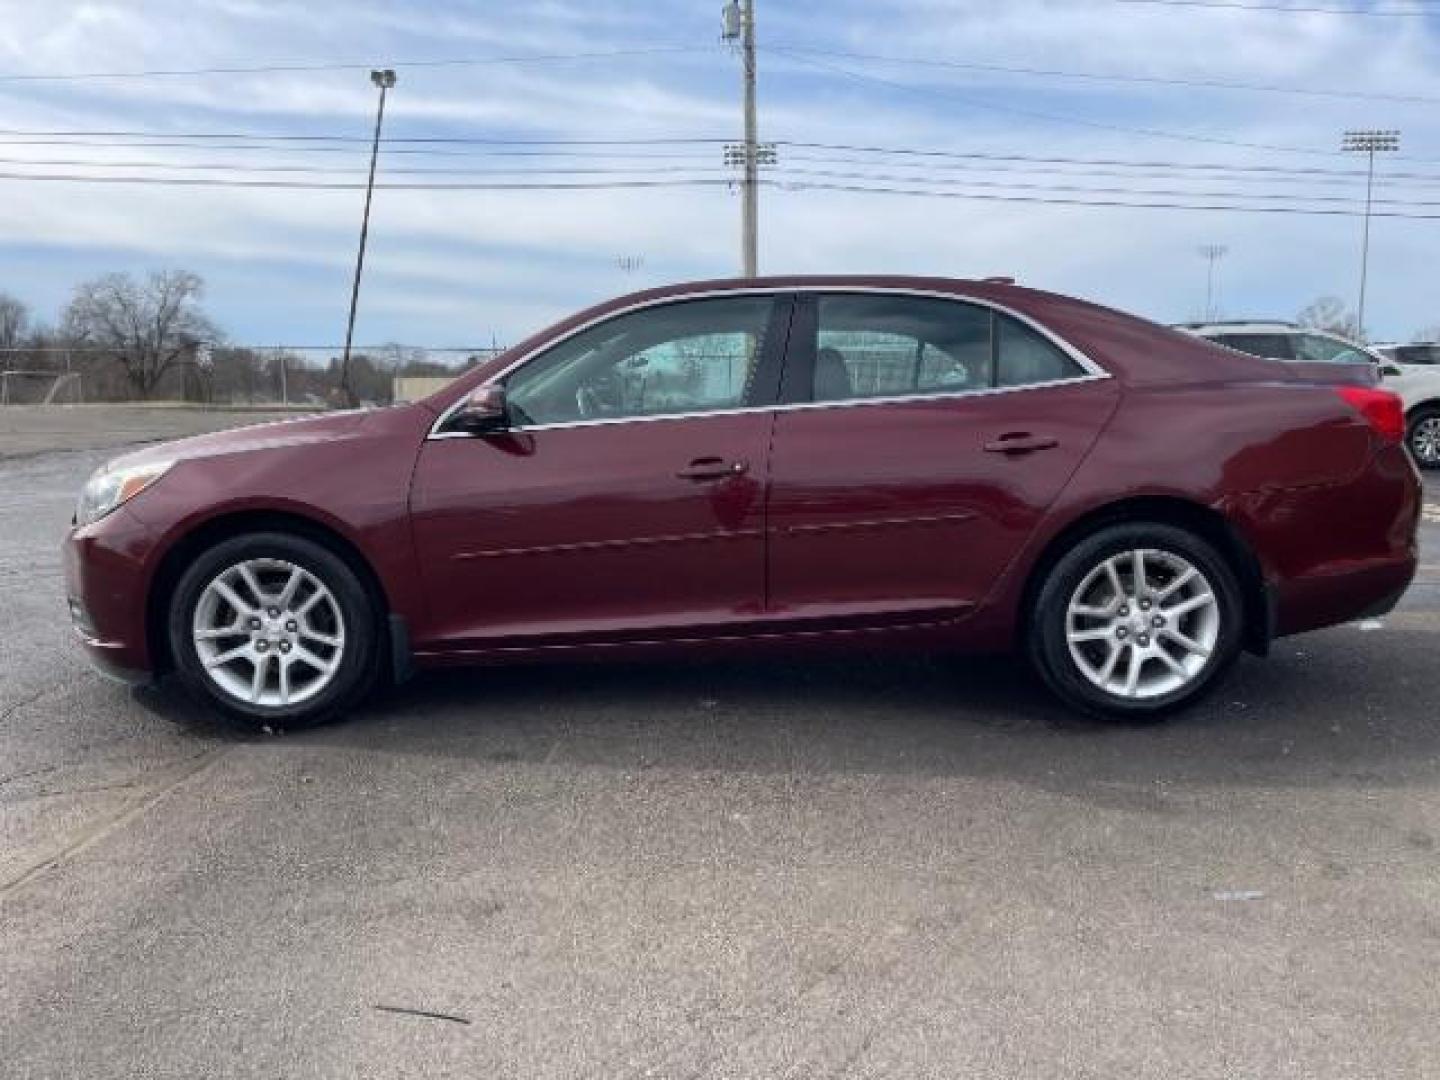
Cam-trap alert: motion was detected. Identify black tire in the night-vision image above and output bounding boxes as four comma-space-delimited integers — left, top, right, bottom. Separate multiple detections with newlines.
1027, 522, 1244, 722
167, 531, 381, 731
1406, 407, 1440, 470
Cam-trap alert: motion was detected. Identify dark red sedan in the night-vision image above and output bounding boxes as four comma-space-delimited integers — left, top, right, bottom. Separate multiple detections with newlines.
64, 276, 1419, 728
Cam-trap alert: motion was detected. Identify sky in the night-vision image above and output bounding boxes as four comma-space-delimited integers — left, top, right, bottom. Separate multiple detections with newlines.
1, 0, 1439, 352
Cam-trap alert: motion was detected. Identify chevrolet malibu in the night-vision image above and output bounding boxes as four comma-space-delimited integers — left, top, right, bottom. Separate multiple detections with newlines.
64, 276, 1419, 729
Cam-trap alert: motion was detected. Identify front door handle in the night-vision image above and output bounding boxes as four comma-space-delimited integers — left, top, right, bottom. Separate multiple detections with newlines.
983, 433, 1059, 455
676, 457, 749, 481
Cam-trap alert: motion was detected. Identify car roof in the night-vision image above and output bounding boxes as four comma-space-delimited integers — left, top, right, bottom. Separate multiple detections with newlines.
1178, 321, 1304, 335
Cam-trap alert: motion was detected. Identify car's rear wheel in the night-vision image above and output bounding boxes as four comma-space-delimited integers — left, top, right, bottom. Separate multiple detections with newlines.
1406, 408, 1440, 470
167, 532, 380, 730
1028, 523, 1244, 721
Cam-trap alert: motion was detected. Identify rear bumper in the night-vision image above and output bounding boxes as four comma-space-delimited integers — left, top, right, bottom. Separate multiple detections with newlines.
63, 508, 157, 679
1247, 442, 1421, 638
1271, 554, 1416, 638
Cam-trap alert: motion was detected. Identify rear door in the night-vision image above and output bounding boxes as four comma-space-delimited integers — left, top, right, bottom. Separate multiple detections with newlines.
765, 291, 1120, 629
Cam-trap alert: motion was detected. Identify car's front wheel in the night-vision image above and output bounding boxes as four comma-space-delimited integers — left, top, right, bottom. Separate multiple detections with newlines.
1028, 523, 1244, 721
167, 531, 380, 730
1406, 407, 1440, 470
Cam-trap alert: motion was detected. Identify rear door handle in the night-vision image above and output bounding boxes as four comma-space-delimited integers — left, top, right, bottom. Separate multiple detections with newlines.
983, 433, 1059, 455
676, 457, 749, 481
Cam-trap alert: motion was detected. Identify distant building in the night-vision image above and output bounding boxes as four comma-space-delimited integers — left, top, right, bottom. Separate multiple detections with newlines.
392, 375, 457, 404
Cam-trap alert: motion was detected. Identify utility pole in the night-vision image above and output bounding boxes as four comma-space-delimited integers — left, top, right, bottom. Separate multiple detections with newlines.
1341, 129, 1399, 342
341, 68, 397, 407
722, 0, 759, 276
1197, 244, 1228, 322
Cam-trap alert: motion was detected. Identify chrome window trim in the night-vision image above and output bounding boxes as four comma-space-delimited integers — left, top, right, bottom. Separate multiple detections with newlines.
427, 285, 1112, 440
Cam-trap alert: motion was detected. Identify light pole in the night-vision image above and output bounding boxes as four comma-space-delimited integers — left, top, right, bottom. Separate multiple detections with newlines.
341, 68, 396, 406
1341, 129, 1399, 342
1198, 244, 1228, 322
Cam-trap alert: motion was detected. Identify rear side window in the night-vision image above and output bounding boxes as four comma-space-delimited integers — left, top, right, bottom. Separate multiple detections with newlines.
810, 294, 1085, 403
1395, 345, 1440, 365
995, 315, 1083, 387
1292, 333, 1371, 365
1213, 334, 1295, 360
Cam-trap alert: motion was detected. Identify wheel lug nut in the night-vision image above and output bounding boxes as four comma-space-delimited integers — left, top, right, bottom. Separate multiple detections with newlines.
268, 608, 280, 618
255, 640, 268, 652
1116, 627, 1128, 638
1140, 599, 1151, 610
1138, 635, 1150, 646
1152, 615, 1164, 627
279, 641, 291, 653
248, 617, 261, 630
1119, 605, 1130, 616
285, 620, 297, 633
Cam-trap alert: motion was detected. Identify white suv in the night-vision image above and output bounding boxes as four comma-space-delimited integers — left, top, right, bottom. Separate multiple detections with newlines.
1179, 321, 1440, 469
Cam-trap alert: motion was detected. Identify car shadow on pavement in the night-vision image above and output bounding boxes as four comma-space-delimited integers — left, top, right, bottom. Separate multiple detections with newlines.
121, 623, 1429, 810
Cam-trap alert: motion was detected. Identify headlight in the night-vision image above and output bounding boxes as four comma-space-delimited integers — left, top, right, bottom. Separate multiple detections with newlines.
75, 460, 173, 526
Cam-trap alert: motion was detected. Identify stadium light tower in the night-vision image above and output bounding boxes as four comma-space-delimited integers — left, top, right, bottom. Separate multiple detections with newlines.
340, 68, 397, 406
1341, 128, 1399, 341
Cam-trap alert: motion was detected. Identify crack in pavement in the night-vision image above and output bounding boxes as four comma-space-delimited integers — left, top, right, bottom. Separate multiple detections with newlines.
0, 747, 228, 899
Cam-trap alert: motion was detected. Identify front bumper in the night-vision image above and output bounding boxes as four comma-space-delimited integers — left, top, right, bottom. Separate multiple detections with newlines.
63, 507, 158, 680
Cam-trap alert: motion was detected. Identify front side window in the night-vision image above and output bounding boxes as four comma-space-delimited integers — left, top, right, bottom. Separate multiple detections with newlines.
505, 295, 773, 426
810, 294, 1084, 403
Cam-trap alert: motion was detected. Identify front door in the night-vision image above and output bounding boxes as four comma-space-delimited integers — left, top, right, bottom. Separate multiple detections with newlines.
409, 293, 788, 652
766, 291, 1120, 629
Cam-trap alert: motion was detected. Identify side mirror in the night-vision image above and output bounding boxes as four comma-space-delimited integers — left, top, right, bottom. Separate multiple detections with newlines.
451, 384, 509, 433
1381, 364, 1403, 378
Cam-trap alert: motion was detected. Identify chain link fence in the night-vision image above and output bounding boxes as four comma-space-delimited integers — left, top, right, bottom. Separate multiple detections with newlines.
0, 345, 503, 407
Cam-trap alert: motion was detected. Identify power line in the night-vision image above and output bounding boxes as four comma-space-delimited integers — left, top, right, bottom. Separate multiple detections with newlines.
0, 46, 705, 83
774, 140, 1416, 178
1115, 0, 1439, 14
0, 138, 720, 159
5, 129, 1436, 182
767, 46, 1346, 158
0, 171, 735, 191
0, 156, 734, 177
7, 164, 1440, 216
768, 44, 1440, 106
10, 152, 1440, 190
0, 127, 733, 146
780, 151, 1440, 188
767, 178, 1440, 218
773, 166, 1440, 205
9, 139, 1440, 184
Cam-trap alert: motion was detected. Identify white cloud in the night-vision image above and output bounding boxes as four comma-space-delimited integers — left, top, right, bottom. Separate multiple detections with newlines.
0, 0, 1436, 343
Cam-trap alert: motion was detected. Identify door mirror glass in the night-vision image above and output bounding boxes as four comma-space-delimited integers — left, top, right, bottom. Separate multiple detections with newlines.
1381, 364, 1403, 377
452, 384, 509, 433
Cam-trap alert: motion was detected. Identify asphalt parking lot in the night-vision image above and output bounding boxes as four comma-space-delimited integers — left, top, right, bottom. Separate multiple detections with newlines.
2, 408, 1438, 1079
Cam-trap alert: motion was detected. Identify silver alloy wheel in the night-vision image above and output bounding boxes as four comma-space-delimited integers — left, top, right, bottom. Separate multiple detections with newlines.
1065, 548, 1221, 700
191, 558, 346, 708
1411, 416, 1440, 466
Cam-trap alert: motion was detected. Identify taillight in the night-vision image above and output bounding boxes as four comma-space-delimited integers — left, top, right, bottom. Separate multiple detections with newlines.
1336, 386, 1404, 444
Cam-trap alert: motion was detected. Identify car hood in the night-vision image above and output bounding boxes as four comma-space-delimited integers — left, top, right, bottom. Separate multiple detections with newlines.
108, 409, 379, 470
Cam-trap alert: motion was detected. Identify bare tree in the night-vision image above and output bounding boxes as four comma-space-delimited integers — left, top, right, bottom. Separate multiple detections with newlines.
63, 271, 219, 398
1296, 296, 1362, 340
0, 292, 27, 352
